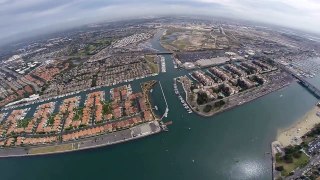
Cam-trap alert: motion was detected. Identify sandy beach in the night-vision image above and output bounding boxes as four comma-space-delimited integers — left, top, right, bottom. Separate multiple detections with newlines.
277, 106, 320, 147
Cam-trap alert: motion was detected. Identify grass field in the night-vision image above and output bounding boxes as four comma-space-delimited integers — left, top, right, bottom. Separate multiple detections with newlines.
277, 152, 309, 176
29, 143, 75, 155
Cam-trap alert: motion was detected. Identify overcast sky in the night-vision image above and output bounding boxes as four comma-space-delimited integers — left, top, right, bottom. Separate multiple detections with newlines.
1, 0, 320, 45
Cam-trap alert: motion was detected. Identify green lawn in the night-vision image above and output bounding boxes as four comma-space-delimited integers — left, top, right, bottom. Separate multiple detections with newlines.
29, 144, 74, 154
277, 152, 309, 176
70, 39, 112, 57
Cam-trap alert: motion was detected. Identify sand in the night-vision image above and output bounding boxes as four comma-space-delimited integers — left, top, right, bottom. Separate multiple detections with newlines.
277, 106, 320, 147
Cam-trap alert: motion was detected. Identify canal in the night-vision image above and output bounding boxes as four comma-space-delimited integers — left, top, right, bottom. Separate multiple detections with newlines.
0, 30, 318, 180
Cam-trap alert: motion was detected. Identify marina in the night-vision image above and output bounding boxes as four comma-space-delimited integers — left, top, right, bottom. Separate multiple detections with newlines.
160, 55, 166, 73
172, 58, 178, 69
0, 26, 319, 180
0, 79, 167, 156
173, 78, 193, 114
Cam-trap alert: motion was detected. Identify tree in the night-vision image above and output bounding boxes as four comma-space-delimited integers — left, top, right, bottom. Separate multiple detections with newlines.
275, 153, 283, 162
203, 105, 212, 113
214, 100, 225, 108
23, 92, 30, 98
197, 92, 208, 105
223, 86, 230, 96
283, 154, 293, 163
189, 94, 195, 101
293, 151, 302, 159
255, 77, 264, 85
275, 166, 284, 171
284, 145, 295, 154
190, 85, 196, 91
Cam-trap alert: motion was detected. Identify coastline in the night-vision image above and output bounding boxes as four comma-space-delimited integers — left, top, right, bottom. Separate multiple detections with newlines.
276, 105, 320, 147
0, 121, 163, 158
271, 105, 320, 179
180, 76, 292, 118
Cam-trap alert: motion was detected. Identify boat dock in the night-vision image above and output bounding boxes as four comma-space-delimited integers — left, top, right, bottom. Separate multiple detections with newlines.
174, 77, 193, 114
164, 121, 173, 126
160, 56, 166, 73
160, 121, 170, 131
159, 81, 169, 119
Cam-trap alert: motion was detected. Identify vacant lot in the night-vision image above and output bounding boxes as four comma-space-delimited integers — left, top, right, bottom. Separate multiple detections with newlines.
161, 29, 217, 51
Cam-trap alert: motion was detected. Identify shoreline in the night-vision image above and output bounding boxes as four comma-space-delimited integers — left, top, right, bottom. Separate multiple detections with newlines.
199, 82, 291, 118
272, 105, 320, 179
276, 105, 320, 147
0, 80, 164, 158
0, 121, 163, 158
0, 130, 161, 158
179, 76, 292, 118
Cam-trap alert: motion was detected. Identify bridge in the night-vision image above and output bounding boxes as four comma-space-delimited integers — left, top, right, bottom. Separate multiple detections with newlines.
292, 73, 320, 99
274, 61, 320, 99
146, 52, 173, 55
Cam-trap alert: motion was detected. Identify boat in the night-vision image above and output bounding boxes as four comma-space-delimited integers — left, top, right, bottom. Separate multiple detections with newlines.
162, 127, 169, 132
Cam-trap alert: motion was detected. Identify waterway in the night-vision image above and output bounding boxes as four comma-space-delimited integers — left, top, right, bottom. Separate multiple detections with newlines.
0, 30, 319, 180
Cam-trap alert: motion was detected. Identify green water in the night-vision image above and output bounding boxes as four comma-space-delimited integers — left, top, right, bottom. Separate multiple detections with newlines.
0, 31, 318, 180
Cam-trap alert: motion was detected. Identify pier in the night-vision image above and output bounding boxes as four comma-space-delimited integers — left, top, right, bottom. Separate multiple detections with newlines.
159, 81, 169, 119
174, 77, 193, 114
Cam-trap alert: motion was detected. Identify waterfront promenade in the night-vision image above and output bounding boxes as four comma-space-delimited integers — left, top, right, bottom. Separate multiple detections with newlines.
0, 121, 162, 157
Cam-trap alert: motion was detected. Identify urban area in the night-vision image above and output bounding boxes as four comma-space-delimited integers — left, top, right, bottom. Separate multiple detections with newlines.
0, 17, 320, 179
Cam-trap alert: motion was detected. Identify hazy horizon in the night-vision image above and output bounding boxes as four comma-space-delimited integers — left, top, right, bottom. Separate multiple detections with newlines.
1, 0, 320, 46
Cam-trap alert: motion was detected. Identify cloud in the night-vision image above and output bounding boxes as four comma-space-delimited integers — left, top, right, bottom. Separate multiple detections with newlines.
0, 0, 320, 45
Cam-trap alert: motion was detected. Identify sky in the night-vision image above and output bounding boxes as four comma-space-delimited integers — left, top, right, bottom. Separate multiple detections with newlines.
0, 0, 320, 45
